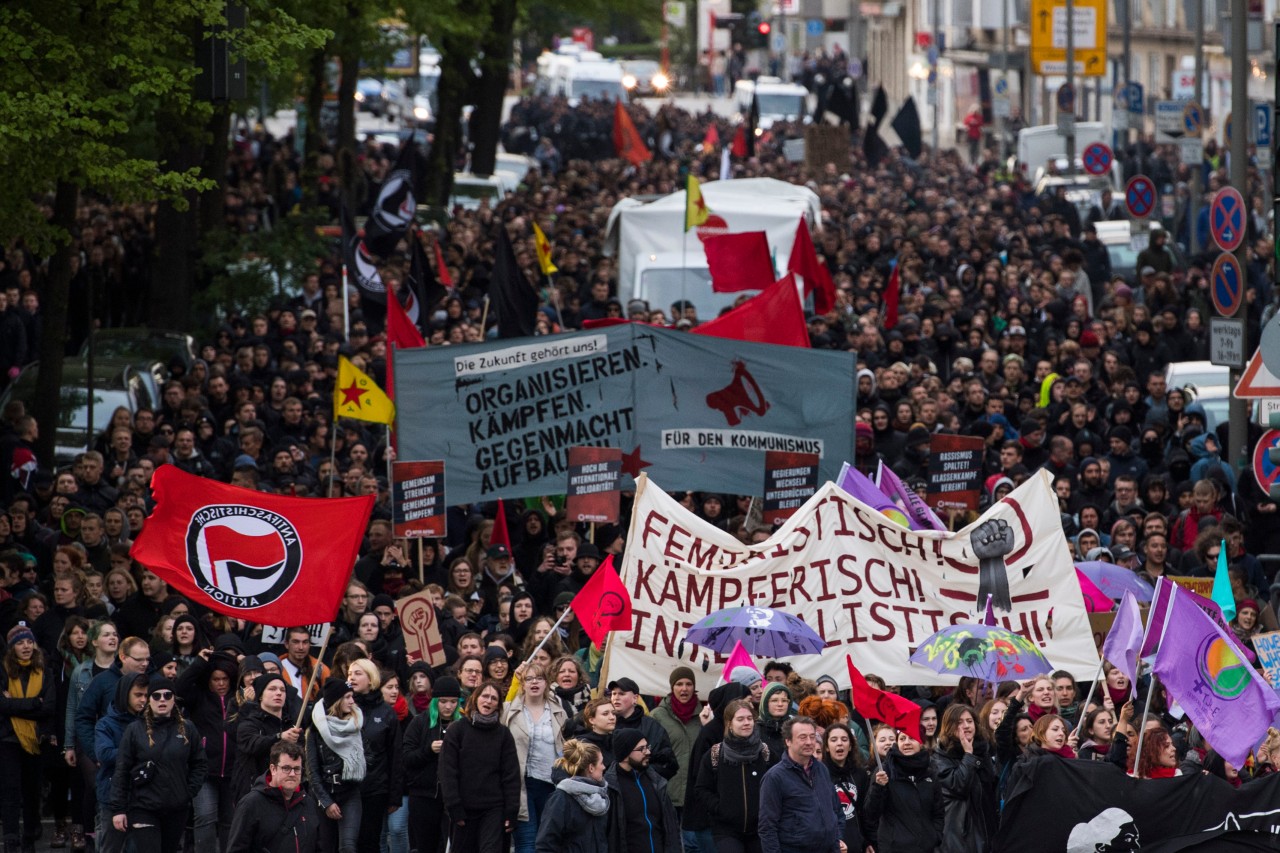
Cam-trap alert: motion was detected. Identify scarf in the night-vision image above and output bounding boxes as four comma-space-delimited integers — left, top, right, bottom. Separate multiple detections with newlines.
471, 708, 500, 727
311, 702, 366, 782
668, 692, 699, 724
1147, 766, 1177, 779
1046, 743, 1077, 759
413, 693, 432, 715
557, 776, 609, 816
1105, 684, 1130, 708
720, 727, 764, 765
1027, 701, 1053, 722
393, 694, 408, 722
7, 661, 41, 755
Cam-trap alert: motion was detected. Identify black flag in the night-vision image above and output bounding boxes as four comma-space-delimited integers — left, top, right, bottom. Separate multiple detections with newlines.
891, 97, 923, 159
491, 227, 539, 339
864, 125, 889, 168
405, 230, 448, 332
869, 86, 888, 128
340, 204, 386, 306
363, 142, 417, 258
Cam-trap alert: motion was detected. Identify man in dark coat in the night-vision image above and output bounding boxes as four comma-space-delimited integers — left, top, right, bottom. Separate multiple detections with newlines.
606, 728, 681, 853
225, 741, 320, 853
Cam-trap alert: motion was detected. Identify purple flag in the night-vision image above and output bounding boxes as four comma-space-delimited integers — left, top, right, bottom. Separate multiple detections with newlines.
1151, 583, 1280, 767
876, 461, 946, 531
837, 462, 909, 526
1102, 590, 1142, 697
1141, 578, 1256, 663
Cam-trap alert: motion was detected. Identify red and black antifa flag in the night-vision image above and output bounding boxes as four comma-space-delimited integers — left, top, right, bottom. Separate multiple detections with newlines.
997, 755, 1280, 852
131, 466, 375, 627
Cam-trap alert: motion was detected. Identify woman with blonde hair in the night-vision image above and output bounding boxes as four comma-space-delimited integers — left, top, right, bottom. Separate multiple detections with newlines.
306, 678, 366, 853
348, 658, 403, 853
504, 663, 567, 853
534, 739, 608, 853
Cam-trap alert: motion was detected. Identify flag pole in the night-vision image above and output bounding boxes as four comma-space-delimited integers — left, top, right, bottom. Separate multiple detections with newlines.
294, 626, 334, 729
329, 419, 338, 494
523, 606, 574, 666
341, 263, 351, 340
480, 295, 491, 335
416, 538, 424, 584
1131, 581, 1176, 775
1072, 655, 1107, 738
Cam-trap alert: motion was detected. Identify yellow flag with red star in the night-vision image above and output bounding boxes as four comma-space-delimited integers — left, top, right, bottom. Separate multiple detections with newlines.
685, 175, 710, 232
532, 222, 557, 275
334, 356, 395, 424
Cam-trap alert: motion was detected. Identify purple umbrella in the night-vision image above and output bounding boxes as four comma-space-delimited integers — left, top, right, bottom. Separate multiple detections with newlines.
910, 623, 1053, 682
684, 606, 826, 657
1075, 561, 1154, 603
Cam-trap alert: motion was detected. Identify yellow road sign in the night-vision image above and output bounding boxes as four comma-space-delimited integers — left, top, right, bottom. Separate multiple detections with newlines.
1030, 0, 1108, 77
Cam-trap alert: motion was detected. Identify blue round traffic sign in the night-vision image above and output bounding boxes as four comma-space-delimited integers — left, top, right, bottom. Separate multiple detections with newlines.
1254, 429, 1280, 491
1125, 175, 1156, 219
1211, 252, 1244, 317
1082, 142, 1113, 176
1210, 187, 1246, 253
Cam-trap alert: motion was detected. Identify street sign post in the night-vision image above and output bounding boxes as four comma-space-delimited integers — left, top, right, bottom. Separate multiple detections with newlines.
1124, 175, 1156, 219
1210, 316, 1246, 367
1211, 252, 1245, 316
1155, 100, 1189, 142
1210, 187, 1247, 252
1030, 0, 1107, 75
1082, 141, 1113, 175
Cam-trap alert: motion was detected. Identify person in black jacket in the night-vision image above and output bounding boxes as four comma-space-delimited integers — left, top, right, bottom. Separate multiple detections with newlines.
404, 675, 461, 853
683, 680, 747, 850
822, 723, 872, 853
347, 657, 403, 853
693, 699, 771, 853
929, 704, 997, 853
0, 623, 56, 853
607, 728, 682, 853
306, 678, 366, 853
231, 673, 301, 803
176, 646, 241, 852
439, 680, 521, 853
534, 739, 608, 853
608, 676, 678, 780
108, 674, 207, 853
226, 740, 321, 853
864, 731, 942, 853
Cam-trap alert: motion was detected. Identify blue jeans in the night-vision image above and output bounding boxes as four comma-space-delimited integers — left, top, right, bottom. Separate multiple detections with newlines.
684, 828, 716, 853
514, 778, 555, 853
380, 795, 409, 853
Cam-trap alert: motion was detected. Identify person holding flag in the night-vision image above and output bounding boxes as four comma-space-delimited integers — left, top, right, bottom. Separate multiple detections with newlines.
864, 726, 943, 853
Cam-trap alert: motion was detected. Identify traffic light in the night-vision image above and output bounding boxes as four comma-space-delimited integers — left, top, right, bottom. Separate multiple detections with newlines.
746, 11, 770, 49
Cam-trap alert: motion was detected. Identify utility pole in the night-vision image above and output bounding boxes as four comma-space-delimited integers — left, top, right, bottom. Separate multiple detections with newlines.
931, 0, 940, 152
1001, 0, 1010, 163
1190, 0, 1205, 255
1065, 0, 1076, 174
1121, 0, 1132, 148
1228, 0, 1248, 475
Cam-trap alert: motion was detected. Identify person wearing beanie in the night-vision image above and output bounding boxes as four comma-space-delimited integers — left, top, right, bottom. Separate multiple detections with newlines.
607, 677, 678, 780
0, 622, 55, 852
406, 661, 434, 718
605, 723, 681, 853
107, 670, 206, 853
231, 672, 301, 804
728, 666, 764, 703
650, 666, 702, 810
403, 675, 462, 853
175, 644, 244, 853
306, 677, 365, 852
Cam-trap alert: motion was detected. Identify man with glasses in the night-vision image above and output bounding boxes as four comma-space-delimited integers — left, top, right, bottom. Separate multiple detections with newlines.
759, 716, 845, 853
605, 729, 680, 853
75, 637, 152, 776
225, 741, 320, 852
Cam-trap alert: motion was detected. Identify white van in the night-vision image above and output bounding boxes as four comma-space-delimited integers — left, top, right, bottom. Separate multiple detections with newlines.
1015, 123, 1111, 180
733, 77, 810, 129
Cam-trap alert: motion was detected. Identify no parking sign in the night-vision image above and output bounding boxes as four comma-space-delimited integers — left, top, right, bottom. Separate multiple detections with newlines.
1254, 429, 1280, 492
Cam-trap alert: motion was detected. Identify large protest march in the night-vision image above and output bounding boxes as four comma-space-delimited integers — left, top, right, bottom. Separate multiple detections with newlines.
5, 25, 1280, 853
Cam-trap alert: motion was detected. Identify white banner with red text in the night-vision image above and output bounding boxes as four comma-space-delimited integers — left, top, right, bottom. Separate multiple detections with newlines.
605, 469, 1098, 695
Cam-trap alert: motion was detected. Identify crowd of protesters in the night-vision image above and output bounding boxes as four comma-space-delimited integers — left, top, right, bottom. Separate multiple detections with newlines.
0, 84, 1278, 853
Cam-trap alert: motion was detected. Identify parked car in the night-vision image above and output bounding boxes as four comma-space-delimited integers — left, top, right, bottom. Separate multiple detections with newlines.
78, 327, 196, 375
355, 78, 409, 119
621, 60, 670, 98
1165, 360, 1230, 399
0, 358, 161, 463
1095, 221, 1184, 284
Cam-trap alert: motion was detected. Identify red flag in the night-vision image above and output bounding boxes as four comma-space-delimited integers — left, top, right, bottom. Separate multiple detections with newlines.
704, 231, 774, 293
386, 286, 426, 350
846, 656, 922, 742
702, 123, 720, 149
730, 125, 748, 159
490, 500, 511, 551
570, 555, 633, 648
612, 102, 652, 166
130, 466, 375, 627
787, 218, 836, 315
883, 263, 901, 330
692, 274, 810, 348
434, 239, 453, 287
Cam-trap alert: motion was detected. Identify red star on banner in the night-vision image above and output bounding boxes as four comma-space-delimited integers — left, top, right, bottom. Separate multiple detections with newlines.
694, 196, 707, 212
339, 381, 367, 408
620, 445, 652, 479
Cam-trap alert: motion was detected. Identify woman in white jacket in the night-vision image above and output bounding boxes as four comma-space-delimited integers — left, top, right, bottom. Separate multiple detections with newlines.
503, 663, 566, 853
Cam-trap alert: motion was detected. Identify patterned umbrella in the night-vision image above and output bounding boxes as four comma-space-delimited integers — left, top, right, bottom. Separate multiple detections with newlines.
1075, 561, 1155, 603
684, 606, 826, 657
910, 623, 1053, 682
